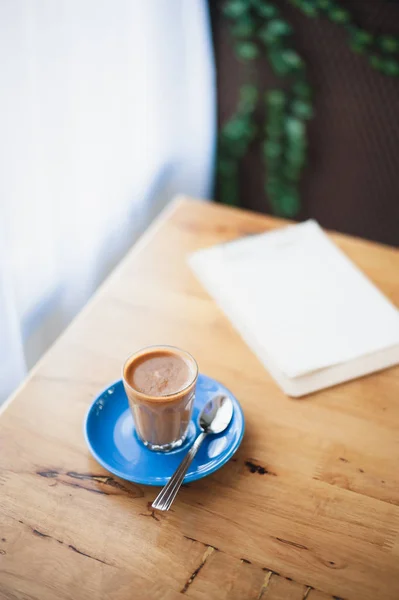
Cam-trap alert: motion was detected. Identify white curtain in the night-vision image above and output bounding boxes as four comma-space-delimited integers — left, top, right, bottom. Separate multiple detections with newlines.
0, 0, 215, 404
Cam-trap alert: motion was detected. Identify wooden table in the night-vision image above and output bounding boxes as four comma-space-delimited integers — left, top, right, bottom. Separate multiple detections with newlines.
1, 197, 399, 600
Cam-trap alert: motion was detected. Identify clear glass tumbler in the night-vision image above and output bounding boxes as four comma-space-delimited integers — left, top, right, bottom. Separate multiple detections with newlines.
122, 345, 198, 452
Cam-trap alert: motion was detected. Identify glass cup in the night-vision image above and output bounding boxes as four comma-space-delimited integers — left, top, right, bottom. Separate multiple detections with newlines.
122, 345, 198, 452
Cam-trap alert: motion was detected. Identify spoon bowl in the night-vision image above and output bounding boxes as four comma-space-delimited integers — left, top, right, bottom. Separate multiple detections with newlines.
199, 394, 234, 434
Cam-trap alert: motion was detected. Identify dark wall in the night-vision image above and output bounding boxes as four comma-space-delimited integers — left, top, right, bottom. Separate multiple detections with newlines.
211, 0, 399, 246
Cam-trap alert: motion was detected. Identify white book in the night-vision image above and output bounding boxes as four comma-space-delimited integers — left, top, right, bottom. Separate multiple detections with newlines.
189, 220, 399, 397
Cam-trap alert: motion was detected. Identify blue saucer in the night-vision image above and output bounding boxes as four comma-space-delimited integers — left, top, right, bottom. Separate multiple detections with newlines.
84, 374, 245, 485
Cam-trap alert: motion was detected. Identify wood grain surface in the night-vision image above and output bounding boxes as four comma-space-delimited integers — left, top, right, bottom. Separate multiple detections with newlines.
1, 197, 398, 600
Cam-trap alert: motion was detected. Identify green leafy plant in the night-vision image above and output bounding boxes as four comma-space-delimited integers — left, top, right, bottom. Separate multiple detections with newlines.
217, 0, 399, 216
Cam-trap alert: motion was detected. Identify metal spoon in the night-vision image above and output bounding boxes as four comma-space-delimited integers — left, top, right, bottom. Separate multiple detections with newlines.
152, 394, 234, 511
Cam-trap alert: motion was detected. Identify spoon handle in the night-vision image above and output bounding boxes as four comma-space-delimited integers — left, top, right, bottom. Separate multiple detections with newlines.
152, 431, 208, 511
